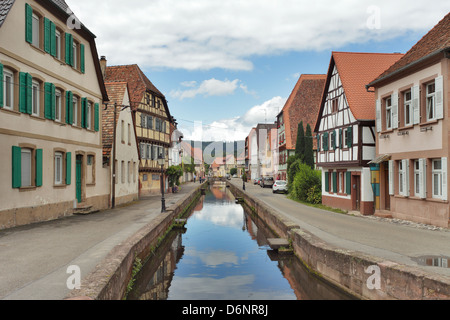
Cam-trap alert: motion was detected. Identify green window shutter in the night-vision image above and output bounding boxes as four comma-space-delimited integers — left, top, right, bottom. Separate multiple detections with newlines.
25, 3, 33, 44
26, 73, 32, 114
80, 44, 85, 73
316, 135, 320, 152
51, 84, 56, 120
347, 126, 353, 148
94, 103, 99, 132
19, 72, 27, 113
330, 130, 336, 150
66, 91, 73, 124
44, 18, 51, 53
324, 172, 329, 192
81, 97, 87, 128
12, 146, 22, 188
44, 83, 52, 119
66, 152, 72, 185
65, 33, 73, 66
339, 129, 343, 149
346, 171, 352, 195
332, 172, 337, 193
323, 132, 329, 151
50, 21, 56, 57
0, 63, 3, 108
35, 149, 43, 187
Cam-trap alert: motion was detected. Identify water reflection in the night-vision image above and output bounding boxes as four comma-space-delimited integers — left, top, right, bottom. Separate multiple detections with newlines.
127, 183, 356, 300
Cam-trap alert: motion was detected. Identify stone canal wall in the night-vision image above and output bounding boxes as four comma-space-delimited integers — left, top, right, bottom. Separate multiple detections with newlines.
66, 183, 206, 300
227, 182, 450, 300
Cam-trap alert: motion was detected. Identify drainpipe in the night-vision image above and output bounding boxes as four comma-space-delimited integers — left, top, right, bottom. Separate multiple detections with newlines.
112, 102, 117, 209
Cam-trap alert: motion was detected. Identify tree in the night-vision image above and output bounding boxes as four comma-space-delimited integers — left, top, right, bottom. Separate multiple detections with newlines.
230, 168, 237, 176
304, 124, 314, 169
166, 165, 183, 187
295, 121, 305, 162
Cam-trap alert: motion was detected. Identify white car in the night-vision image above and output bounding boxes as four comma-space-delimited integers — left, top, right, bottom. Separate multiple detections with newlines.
272, 180, 288, 194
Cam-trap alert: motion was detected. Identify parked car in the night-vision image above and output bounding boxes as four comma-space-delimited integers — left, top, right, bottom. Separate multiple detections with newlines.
272, 180, 288, 193
261, 177, 274, 188
254, 177, 262, 185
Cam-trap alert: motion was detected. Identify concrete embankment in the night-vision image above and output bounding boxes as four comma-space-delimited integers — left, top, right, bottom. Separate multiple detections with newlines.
228, 182, 450, 300
66, 183, 206, 300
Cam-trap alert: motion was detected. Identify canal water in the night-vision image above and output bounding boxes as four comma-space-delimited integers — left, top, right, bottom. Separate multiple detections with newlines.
126, 182, 356, 300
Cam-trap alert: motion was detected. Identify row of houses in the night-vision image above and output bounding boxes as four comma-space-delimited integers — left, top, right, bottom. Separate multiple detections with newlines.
244, 13, 450, 228
0, 0, 183, 230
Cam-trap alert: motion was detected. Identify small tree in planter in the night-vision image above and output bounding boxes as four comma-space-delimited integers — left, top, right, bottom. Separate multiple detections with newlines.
167, 165, 183, 192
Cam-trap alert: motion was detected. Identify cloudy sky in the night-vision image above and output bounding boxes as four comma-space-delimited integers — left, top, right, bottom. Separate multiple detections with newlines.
66, 0, 449, 141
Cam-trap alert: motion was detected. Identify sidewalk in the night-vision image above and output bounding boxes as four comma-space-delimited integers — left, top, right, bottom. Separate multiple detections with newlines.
0, 182, 202, 300
229, 179, 450, 279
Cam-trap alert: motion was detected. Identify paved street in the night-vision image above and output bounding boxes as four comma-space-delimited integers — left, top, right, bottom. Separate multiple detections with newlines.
229, 178, 450, 278
0, 182, 201, 300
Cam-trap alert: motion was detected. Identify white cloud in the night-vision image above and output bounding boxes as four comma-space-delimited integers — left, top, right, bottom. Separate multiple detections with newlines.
179, 96, 286, 141
66, 0, 449, 71
170, 78, 240, 100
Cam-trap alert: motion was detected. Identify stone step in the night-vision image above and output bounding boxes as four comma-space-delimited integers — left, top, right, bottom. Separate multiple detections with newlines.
267, 238, 290, 250
73, 205, 98, 216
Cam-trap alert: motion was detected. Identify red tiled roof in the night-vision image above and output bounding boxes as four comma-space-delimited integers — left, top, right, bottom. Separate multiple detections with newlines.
332, 51, 404, 120
369, 13, 450, 87
102, 82, 128, 157
105, 64, 169, 117
280, 74, 326, 150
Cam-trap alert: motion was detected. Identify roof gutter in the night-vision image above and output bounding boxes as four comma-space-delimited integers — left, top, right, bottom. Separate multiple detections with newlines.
366, 47, 450, 91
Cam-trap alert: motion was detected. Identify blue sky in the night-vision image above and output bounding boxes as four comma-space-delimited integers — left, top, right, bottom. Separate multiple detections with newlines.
66, 0, 449, 141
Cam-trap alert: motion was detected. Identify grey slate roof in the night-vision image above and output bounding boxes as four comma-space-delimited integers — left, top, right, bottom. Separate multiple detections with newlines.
0, 0, 15, 28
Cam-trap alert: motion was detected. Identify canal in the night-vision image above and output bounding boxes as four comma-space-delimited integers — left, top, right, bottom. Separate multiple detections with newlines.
126, 182, 356, 300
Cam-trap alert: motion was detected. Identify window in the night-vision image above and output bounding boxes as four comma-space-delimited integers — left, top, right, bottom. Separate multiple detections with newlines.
404, 90, 412, 126
55, 89, 62, 122
32, 80, 40, 116
128, 161, 131, 183
55, 152, 63, 185
72, 41, 78, 69
72, 96, 78, 126
121, 120, 125, 143
432, 159, 442, 199
55, 30, 61, 59
399, 160, 404, 195
426, 82, 436, 121
414, 160, 420, 196
21, 148, 32, 187
3, 68, 14, 110
87, 155, 94, 184
343, 129, 348, 148
385, 97, 392, 130
128, 123, 131, 144
121, 161, 125, 183
86, 102, 91, 129
339, 172, 344, 193
32, 13, 40, 48
332, 98, 338, 113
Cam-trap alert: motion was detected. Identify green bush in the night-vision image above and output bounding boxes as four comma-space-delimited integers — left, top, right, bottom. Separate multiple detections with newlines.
291, 163, 322, 203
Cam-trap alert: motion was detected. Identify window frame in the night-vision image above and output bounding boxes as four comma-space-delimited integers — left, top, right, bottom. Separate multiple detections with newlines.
31, 13, 40, 48
55, 88, 62, 122
385, 97, 392, 130
31, 79, 40, 116
21, 148, 33, 188
54, 151, 64, 185
403, 90, 412, 126
426, 82, 436, 122
432, 159, 443, 199
72, 95, 78, 126
3, 67, 14, 110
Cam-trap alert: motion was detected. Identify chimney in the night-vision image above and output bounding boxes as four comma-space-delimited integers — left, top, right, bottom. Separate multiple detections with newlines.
100, 56, 107, 78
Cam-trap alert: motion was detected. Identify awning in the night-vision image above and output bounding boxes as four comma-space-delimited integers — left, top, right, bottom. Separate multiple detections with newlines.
369, 154, 391, 164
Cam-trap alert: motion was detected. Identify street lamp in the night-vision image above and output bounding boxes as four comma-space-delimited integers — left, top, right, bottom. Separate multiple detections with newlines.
158, 152, 166, 213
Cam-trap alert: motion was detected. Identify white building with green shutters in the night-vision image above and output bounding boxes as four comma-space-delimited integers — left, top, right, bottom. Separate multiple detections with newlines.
0, 0, 109, 230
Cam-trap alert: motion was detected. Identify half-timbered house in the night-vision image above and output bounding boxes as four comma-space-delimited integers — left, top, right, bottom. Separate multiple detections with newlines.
103, 60, 175, 196
367, 13, 450, 228
314, 52, 403, 215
